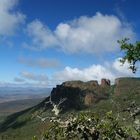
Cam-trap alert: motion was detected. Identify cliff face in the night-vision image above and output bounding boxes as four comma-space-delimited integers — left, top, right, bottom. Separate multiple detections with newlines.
48, 77, 140, 110
114, 77, 140, 95
101, 79, 110, 87
50, 79, 112, 110
1, 77, 140, 139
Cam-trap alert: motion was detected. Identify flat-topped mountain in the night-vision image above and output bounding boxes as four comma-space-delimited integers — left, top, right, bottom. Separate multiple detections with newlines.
50, 79, 112, 109
0, 77, 140, 140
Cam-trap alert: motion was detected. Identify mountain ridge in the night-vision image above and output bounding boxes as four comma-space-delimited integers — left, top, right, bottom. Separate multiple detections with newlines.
0, 77, 140, 140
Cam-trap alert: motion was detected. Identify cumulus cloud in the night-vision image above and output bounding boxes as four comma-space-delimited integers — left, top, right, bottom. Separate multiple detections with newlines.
24, 12, 135, 53
52, 58, 135, 84
1, 58, 136, 87
0, 0, 25, 36
18, 56, 60, 68
23, 20, 58, 50
20, 71, 48, 82
112, 58, 133, 75
53, 65, 114, 82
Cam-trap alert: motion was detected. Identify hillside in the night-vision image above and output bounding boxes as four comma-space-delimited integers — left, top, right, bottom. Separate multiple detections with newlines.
115, 77, 140, 95
0, 98, 45, 118
0, 77, 140, 140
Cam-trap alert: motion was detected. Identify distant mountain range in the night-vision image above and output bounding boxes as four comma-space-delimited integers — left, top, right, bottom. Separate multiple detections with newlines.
0, 87, 51, 103
0, 98, 45, 117
0, 77, 140, 140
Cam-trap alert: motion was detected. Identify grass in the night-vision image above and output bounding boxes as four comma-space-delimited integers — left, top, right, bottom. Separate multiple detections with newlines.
0, 77, 140, 140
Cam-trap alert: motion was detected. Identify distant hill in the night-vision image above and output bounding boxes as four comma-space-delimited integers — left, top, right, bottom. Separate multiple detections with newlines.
0, 87, 51, 103
0, 77, 140, 140
0, 98, 45, 116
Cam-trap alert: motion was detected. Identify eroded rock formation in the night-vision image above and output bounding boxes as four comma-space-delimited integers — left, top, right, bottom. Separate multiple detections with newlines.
49, 79, 111, 110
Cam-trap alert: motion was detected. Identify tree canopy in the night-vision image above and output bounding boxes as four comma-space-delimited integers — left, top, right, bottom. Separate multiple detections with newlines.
118, 38, 140, 73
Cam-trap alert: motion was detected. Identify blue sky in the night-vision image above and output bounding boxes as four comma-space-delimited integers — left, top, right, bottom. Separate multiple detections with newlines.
0, 0, 140, 87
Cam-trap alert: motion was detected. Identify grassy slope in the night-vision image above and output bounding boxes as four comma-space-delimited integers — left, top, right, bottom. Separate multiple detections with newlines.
0, 77, 140, 140
0, 97, 46, 128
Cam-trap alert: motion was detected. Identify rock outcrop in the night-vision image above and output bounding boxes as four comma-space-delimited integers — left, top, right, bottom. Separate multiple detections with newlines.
114, 77, 140, 95
1, 77, 140, 139
44, 77, 140, 111
49, 80, 111, 110
84, 93, 95, 106
101, 79, 110, 87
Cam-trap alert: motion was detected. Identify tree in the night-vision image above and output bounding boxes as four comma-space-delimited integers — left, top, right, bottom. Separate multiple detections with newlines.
118, 38, 140, 73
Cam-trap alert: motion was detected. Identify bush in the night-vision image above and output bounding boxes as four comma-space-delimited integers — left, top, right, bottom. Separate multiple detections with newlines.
32, 111, 140, 140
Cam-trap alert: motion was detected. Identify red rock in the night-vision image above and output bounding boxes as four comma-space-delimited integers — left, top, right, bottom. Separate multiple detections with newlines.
101, 79, 110, 86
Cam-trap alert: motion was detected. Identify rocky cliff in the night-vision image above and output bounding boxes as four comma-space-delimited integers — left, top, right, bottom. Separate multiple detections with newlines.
49, 79, 112, 110
114, 77, 140, 95
0, 77, 140, 138
45, 77, 140, 111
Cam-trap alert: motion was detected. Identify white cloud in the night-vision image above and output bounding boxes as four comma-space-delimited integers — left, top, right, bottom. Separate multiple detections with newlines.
53, 65, 115, 84
113, 58, 133, 75
52, 58, 135, 85
25, 12, 135, 53
15, 58, 137, 87
20, 71, 48, 82
24, 20, 58, 50
0, 0, 25, 36
18, 56, 60, 68
0, 58, 136, 87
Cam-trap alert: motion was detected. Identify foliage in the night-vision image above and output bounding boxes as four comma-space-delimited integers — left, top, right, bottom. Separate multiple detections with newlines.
32, 111, 140, 140
118, 38, 140, 73
1, 78, 140, 140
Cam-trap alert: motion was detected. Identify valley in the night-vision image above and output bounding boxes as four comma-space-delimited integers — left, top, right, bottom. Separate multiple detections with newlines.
0, 77, 140, 140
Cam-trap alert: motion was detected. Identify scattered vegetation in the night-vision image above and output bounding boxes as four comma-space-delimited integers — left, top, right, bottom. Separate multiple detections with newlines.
0, 39, 140, 139
33, 111, 140, 140
0, 77, 140, 140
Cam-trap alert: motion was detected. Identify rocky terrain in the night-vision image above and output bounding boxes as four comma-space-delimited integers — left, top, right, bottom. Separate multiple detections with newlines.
0, 77, 140, 140
50, 79, 112, 110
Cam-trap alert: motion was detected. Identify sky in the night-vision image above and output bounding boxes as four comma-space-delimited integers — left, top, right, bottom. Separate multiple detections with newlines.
0, 0, 140, 87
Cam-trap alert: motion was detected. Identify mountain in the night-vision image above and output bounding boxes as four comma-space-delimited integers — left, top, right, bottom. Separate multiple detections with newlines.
49, 79, 112, 110
0, 77, 140, 140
